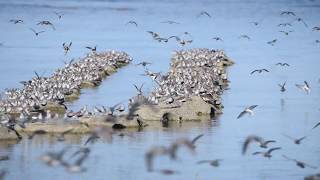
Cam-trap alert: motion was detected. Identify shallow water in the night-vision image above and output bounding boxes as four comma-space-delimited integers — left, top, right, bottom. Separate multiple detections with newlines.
0, 0, 320, 179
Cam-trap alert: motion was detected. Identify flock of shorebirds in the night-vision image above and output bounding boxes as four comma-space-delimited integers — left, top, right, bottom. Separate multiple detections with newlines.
0, 7, 319, 180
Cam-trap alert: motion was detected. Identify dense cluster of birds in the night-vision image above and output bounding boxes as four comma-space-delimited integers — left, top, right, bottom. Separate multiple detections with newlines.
147, 49, 232, 114
0, 51, 131, 135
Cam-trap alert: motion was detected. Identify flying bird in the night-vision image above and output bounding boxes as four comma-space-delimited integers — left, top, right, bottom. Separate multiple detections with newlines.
242, 135, 276, 155
30, 28, 45, 36
279, 30, 293, 35
237, 105, 258, 119
126, 20, 138, 27
251, 22, 259, 26
37, 21, 56, 30
252, 147, 281, 158
267, 39, 277, 46
250, 69, 269, 75
282, 134, 307, 145
197, 159, 222, 167
276, 62, 290, 66
147, 31, 159, 39
295, 17, 308, 27
85, 46, 96, 53
312, 121, 320, 130
239, 35, 251, 40
296, 81, 311, 94
63, 42, 72, 55
197, 11, 211, 18
278, 82, 286, 92
161, 20, 180, 24
54, 12, 64, 19
312, 26, 320, 31
278, 23, 292, 27
282, 155, 317, 169
9, 19, 23, 24
133, 83, 144, 96
280, 11, 296, 16
212, 37, 223, 41
136, 61, 151, 67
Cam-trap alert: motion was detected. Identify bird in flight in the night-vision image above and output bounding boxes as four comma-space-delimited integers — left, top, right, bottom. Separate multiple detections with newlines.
295, 81, 310, 94
54, 11, 64, 19
37, 21, 56, 30
9, 19, 23, 24
312, 26, 320, 31
126, 20, 138, 27
197, 11, 211, 18
212, 37, 223, 41
197, 159, 222, 167
312, 121, 320, 130
295, 17, 308, 27
282, 134, 307, 145
282, 155, 317, 169
279, 30, 293, 35
252, 147, 281, 158
239, 35, 251, 40
280, 11, 296, 16
276, 62, 290, 66
251, 22, 259, 26
63, 42, 72, 55
250, 69, 269, 75
136, 61, 151, 67
278, 23, 292, 27
278, 82, 286, 92
161, 20, 180, 24
85, 46, 97, 53
237, 105, 258, 119
242, 135, 276, 155
30, 28, 45, 36
267, 39, 277, 46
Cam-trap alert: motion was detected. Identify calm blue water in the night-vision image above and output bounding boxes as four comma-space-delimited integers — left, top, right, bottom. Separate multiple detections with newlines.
0, 0, 320, 179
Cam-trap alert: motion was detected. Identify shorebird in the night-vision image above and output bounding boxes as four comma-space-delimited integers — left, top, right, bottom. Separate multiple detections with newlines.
40, 146, 71, 166
295, 17, 308, 27
161, 20, 180, 24
56, 129, 74, 141
85, 46, 96, 53
280, 11, 296, 16
145, 146, 170, 172
312, 121, 320, 130
267, 39, 277, 46
9, 19, 23, 24
136, 61, 151, 67
212, 37, 223, 41
54, 12, 64, 19
37, 21, 55, 30
250, 69, 269, 75
279, 30, 293, 35
276, 62, 290, 66
278, 23, 292, 27
63, 42, 72, 55
296, 81, 311, 94
197, 159, 222, 167
252, 147, 281, 158
169, 134, 203, 160
147, 31, 160, 39
30, 28, 45, 36
157, 169, 179, 175
126, 20, 138, 27
237, 105, 258, 119
133, 84, 144, 96
242, 135, 276, 155
84, 132, 100, 145
315, 40, 320, 44
282, 155, 317, 169
312, 26, 320, 31
282, 134, 307, 145
197, 11, 211, 18
62, 152, 90, 173
251, 22, 259, 26
278, 82, 286, 92
239, 35, 251, 40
